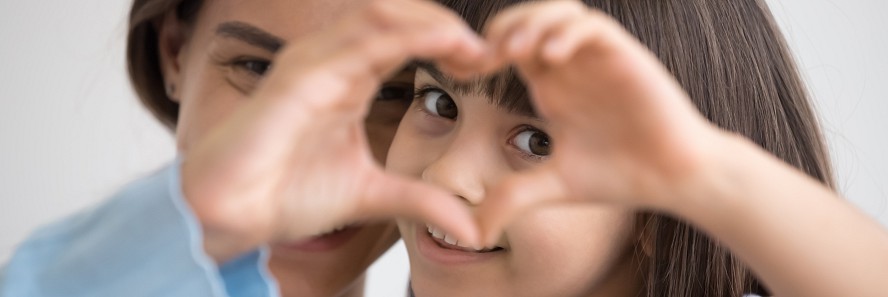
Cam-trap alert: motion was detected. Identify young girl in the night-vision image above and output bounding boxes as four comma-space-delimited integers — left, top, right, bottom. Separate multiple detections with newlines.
392, 0, 888, 296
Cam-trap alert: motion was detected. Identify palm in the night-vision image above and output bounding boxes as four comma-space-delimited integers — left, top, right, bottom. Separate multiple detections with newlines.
180, 96, 370, 243
521, 41, 715, 205
181, 0, 489, 260
478, 15, 725, 240
273, 120, 381, 239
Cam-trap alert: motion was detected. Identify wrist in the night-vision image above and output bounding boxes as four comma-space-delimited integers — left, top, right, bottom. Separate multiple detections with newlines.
180, 157, 269, 263
659, 131, 765, 224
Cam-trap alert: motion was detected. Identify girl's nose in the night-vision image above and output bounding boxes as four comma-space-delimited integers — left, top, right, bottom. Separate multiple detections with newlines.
421, 146, 489, 206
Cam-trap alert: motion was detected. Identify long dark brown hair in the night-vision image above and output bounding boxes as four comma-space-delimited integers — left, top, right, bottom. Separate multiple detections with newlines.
435, 0, 834, 296
127, 0, 834, 296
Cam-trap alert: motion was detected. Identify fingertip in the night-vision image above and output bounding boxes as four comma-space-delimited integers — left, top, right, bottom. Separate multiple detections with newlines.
507, 31, 528, 58
482, 21, 511, 53
542, 37, 570, 64
442, 201, 482, 248
474, 193, 509, 248
464, 29, 488, 55
439, 57, 485, 81
437, 64, 471, 80
476, 170, 567, 246
392, 178, 483, 248
475, 53, 507, 77
481, 217, 506, 248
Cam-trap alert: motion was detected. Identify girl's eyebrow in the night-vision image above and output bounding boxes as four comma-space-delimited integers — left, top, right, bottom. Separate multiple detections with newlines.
411, 61, 482, 97
215, 21, 285, 53
411, 61, 541, 120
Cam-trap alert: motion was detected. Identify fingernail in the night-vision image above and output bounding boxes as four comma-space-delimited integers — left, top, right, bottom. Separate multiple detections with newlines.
508, 31, 527, 55
464, 28, 486, 54
544, 37, 564, 61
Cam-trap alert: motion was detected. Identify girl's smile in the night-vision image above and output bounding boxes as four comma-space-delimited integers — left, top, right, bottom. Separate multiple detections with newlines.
389, 67, 641, 297
416, 223, 505, 264
425, 223, 506, 252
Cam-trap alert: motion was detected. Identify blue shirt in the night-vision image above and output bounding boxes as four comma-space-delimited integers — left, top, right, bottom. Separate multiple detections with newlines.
0, 161, 278, 297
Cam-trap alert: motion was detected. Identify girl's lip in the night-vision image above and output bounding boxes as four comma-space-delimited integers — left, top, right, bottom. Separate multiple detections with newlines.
414, 223, 503, 265
281, 226, 362, 252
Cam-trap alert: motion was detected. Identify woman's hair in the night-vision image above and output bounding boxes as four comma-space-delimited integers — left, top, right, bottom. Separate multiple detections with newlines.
127, 0, 203, 129
436, 0, 834, 296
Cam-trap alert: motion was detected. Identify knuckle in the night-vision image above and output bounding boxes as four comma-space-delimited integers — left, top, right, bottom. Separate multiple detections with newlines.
294, 72, 353, 112
365, 0, 394, 20
585, 8, 609, 21
544, 1, 584, 17
440, 12, 467, 29
432, 29, 460, 48
565, 0, 586, 10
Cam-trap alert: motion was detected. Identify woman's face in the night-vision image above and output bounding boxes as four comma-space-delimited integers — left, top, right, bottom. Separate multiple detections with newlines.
160, 0, 411, 296
389, 67, 642, 297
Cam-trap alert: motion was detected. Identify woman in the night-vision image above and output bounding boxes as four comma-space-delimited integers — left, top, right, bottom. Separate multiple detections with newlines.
2, 0, 485, 296
127, 0, 430, 295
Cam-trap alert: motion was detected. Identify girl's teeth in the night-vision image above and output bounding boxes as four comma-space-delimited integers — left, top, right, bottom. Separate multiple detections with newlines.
426, 224, 494, 252
432, 227, 445, 240
319, 224, 349, 236
444, 234, 457, 245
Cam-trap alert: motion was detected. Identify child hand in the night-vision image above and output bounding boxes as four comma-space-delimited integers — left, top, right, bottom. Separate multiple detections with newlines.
476, 0, 728, 244
180, 0, 487, 262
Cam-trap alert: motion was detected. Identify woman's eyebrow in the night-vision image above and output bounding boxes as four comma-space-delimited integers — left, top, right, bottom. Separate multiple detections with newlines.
412, 61, 541, 120
215, 21, 285, 53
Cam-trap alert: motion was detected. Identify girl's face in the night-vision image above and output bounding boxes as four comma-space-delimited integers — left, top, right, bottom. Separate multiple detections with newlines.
389, 67, 643, 297
161, 0, 412, 295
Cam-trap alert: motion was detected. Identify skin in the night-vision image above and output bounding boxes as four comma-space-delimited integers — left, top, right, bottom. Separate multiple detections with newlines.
472, 2, 888, 297
150, 0, 888, 296
159, 1, 401, 295
266, 67, 415, 297
389, 67, 642, 297
155, 0, 486, 296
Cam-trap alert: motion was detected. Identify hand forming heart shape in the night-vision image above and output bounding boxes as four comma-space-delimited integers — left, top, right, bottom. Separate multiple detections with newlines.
180, 0, 730, 261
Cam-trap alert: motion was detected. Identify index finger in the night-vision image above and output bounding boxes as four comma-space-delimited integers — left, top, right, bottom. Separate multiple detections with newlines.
356, 170, 482, 248
476, 168, 569, 246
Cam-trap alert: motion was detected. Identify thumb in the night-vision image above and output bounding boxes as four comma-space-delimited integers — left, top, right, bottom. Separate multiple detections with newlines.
477, 168, 568, 246
357, 171, 481, 247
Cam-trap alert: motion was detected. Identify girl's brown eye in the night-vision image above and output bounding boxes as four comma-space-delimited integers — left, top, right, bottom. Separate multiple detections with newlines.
421, 89, 458, 119
512, 129, 551, 157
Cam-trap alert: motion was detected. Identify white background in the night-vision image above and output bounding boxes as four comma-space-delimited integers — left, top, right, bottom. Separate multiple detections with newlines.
1, 0, 885, 296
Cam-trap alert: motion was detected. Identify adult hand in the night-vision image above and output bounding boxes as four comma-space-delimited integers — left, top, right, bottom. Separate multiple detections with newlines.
181, 0, 487, 262
475, 0, 728, 245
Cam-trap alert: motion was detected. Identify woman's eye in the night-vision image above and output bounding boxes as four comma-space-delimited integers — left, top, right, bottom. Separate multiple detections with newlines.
512, 129, 551, 157
421, 89, 458, 119
235, 59, 271, 76
377, 85, 414, 102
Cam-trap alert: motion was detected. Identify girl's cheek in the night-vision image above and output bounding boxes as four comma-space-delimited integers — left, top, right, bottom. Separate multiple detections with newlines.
408, 108, 453, 136
385, 115, 442, 177
505, 207, 635, 278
